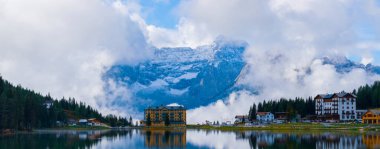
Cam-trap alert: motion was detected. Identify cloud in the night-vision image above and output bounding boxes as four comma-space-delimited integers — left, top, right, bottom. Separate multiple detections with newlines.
1, 0, 380, 123
167, 103, 182, 107
164, 0, 380, 123
0, 0, 151, 116
145, 18, 214, 48
187, 92, 253, 124
187, 130, 250, 148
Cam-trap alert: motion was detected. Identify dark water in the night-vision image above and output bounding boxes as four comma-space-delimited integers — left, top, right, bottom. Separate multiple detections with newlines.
0, 129, 379, 149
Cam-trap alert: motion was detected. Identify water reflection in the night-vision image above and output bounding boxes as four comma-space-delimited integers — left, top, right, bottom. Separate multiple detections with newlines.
1, 129, 380, 149
234, 131, 368, 149
143, 129, 186, 148
363, 133, 380, 149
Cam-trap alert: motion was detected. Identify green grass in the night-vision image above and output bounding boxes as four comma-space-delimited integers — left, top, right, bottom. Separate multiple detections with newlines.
44, 125, 110, 130
186, 123, 380, 132
141, 126, 186, 130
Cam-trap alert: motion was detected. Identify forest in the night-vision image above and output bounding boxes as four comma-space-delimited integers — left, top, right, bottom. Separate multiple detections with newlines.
247, 97, 315, 121
0, 76, 132, 130
248, 81, 380, 120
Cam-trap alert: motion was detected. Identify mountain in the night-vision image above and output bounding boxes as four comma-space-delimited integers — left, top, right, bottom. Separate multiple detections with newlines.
103, 40, 380, 111
321, 56, 380, 74
0, 76, 131, 130
103, 40, 249, 110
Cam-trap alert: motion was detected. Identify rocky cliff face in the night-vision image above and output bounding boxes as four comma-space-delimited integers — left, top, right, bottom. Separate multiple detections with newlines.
103, 40, 248, 110
103, 40, 380, 111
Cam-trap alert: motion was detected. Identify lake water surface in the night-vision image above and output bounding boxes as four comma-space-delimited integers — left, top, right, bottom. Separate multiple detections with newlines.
0, 129, 379, 149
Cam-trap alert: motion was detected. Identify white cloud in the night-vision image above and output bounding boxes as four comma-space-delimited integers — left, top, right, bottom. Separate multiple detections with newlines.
361, 56, 374, 65
173, 0, 380, 123
1, 0, 380, 123
187, 130, 250, 149
0, 0, 151, 116
145, 18, 214, 48
167, 103, 182, 107
187, 92, 253, 124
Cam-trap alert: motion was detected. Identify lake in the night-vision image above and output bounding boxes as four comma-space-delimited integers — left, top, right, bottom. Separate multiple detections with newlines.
0, 129, 378, 149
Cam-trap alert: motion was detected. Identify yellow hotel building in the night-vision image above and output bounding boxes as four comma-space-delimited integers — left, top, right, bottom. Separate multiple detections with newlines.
362, 109, 380, 124
142, 105, 186, 127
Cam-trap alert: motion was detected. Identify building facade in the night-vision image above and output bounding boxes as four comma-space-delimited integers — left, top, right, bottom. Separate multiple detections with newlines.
362, 109, 380, 124
235, 115, 249, 124
142, 105, 186, 127
256, 112, 274, 122
356, 110, 367, 123
274, 112, 289, 123
315, 92, 357, 121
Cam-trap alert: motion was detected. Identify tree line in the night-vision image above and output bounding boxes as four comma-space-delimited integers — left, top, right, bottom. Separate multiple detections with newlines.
247, 97, 314, 121
247, 81, 380, 120
355, 81, 380, 109
0, 76, 132, 130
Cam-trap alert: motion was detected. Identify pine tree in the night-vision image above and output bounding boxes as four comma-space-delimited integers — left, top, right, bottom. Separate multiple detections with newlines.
129, 116, 133, 126
252, 103, 257, 120
248, 107, 252, 121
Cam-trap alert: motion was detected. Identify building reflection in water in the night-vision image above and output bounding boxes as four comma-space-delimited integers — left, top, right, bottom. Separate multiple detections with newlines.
143, 129, 186, 148
315, 134, 362, 149
363, 133, 380, 149
4, 129, 380, 149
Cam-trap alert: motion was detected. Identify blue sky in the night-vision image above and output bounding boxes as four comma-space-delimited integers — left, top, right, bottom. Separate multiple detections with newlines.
138, 0, 380, 65
2, 0, 380, 123
139, 0, 180, 28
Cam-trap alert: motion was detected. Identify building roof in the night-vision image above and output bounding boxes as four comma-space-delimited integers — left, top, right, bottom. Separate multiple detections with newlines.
356, 109, 368, 112
146, 105, 186, 110
275, 112, 289, 114
315, 91, 356, 100
79, 119, 87, 123
368, 109, 380, 115
256, 112, 271, 116
315, 94, 334, 99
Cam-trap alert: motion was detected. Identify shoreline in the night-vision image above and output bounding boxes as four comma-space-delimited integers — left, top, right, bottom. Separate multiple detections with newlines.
3, 123, 380, 134
186, 123, 380, 132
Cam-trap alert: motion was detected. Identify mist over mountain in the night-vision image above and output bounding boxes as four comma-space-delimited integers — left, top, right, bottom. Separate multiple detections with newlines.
103, 40, 380, 112
103, 39, 249, 110
321, 56, 380, 74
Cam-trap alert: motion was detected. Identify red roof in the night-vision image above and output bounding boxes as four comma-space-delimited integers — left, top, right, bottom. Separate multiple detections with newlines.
257, 112, 271, 116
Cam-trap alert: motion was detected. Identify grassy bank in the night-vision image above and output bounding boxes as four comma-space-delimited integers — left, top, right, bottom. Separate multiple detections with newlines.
44, 126, 110, 130
186, 123, 380, 132
141, 126, 186, 130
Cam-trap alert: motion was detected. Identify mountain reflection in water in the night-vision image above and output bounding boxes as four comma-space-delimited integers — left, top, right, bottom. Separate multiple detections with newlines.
0, 129, 379, 149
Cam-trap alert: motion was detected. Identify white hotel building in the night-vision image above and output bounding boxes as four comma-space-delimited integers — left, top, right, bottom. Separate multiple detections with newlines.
315, 92, 357, 121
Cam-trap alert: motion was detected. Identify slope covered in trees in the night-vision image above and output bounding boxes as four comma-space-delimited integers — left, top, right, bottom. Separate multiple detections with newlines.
248, 81, 380, 120
0, 76, 131, 130
355, 81, 380, 109
247, 97, 315, 120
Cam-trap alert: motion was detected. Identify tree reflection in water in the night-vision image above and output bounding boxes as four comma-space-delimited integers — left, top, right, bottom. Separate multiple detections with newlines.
1, 129, 380, 149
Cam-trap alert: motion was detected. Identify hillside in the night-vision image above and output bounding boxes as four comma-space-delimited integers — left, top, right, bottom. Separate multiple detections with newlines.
0, 76, 131, 130
103, 39, 249, 110
103, 39, 380, 113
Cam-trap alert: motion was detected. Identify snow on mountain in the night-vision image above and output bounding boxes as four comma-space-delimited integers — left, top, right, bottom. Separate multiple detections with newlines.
102, 39, 380, 112
321, 56, 380, 74
103, 39, 248, 110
